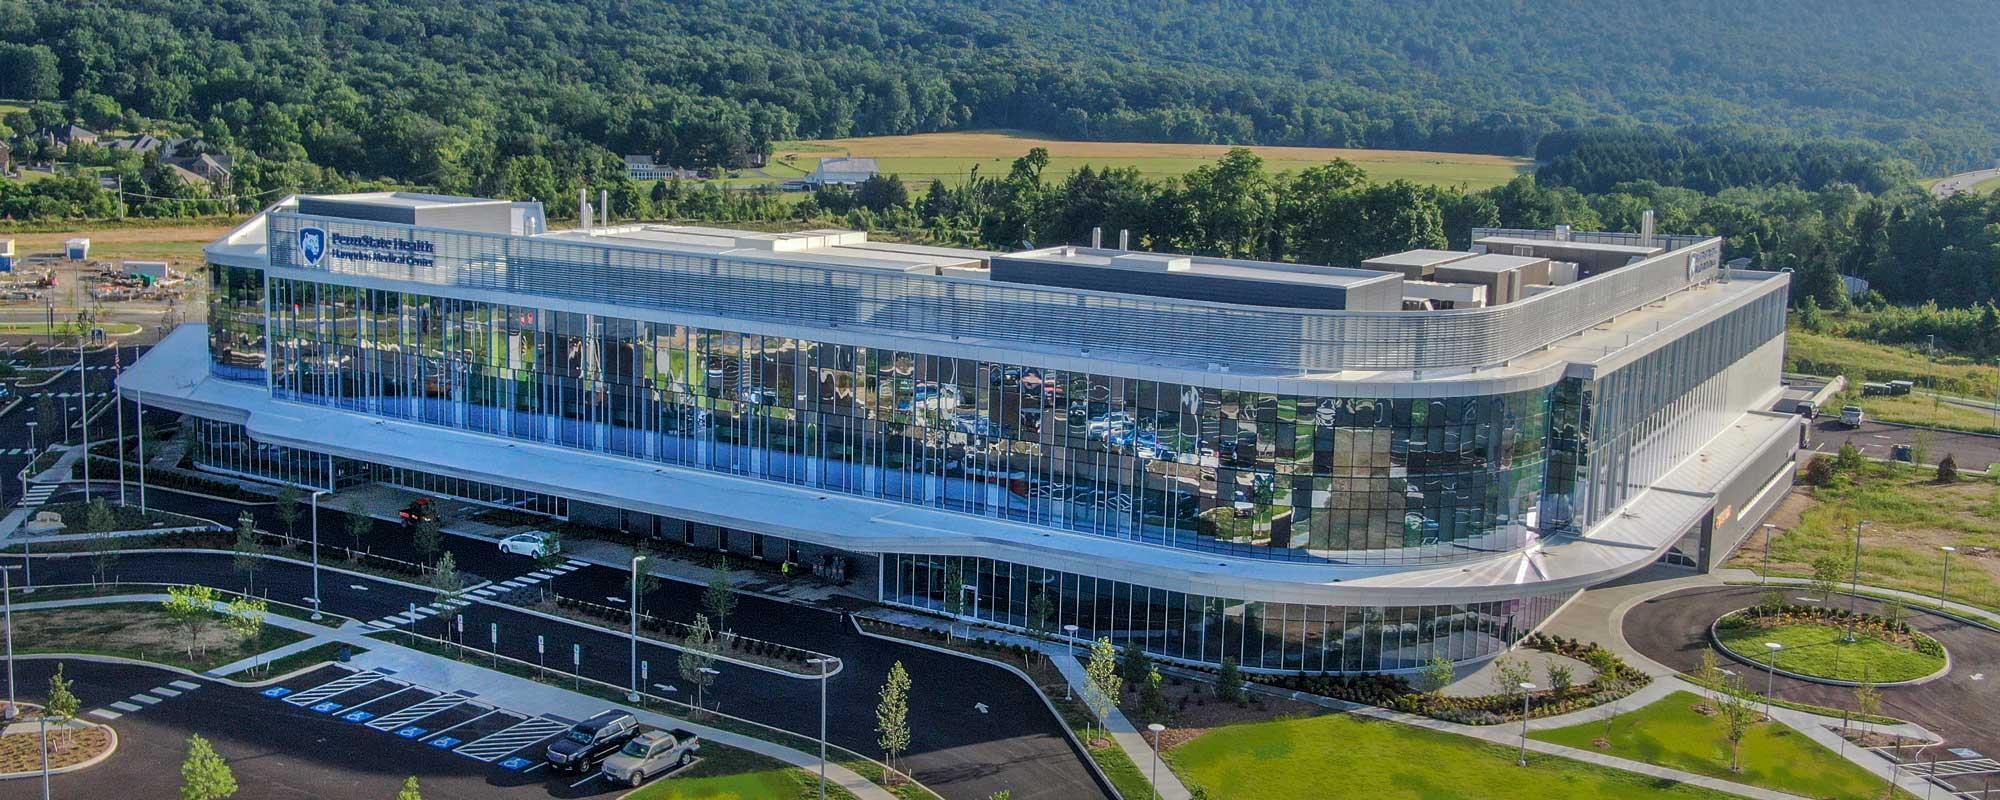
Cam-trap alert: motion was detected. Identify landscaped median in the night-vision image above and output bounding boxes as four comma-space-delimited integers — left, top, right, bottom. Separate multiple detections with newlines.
1713, 603, 1947, 684
1531, 690, 1918, 800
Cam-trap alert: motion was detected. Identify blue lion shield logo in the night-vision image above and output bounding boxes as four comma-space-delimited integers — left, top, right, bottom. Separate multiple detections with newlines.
299, 226, 327, 266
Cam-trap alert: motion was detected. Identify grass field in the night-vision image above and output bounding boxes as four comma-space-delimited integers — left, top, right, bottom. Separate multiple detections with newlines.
624, 746, 857, 800
1532, 691, 1914, 800
15, 603, 309, 673
1166, 712, 1740, 800
2, 222, 237, 264
0, 321, 143, 336
764, 131, 1532, 190
1715, 622, 1944, 683
1731, 461, 2000, 613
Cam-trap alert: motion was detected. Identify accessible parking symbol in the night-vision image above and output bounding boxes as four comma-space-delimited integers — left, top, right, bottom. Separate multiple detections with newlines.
498, 756, 535, 771
395, 727, 428, 739
311, 701, 344, 714
342, 710, 377, 723
262, 687, 293, 698
426, 737, 461, 749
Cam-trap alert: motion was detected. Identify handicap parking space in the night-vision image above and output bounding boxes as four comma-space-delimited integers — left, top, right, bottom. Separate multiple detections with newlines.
423, 708, 526, 753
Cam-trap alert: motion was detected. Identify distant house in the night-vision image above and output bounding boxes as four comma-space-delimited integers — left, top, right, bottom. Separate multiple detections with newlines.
806, 156, 879, 187
37, 124, 97, 149
623, 154, 697, 182
180, 152, 233, 185
103, 133, 166, 154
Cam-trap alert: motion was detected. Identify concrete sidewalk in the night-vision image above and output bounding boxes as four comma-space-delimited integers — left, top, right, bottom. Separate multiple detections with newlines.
12, 592, 898, 800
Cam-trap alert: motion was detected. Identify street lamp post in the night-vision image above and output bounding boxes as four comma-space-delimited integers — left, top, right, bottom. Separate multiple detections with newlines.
1517, 682, 1536, 766
18, 422, 33, 503
695, 666, 720, 713
3, 565, 16, 722
1147, 722, 1166, 800
77, 328, 90, 502
808, 657, 836, 800
1764, 642, 1784, 721
1847, 521, 1866, 643
309, 489, 329, 620
1939, 546, 1957, 609
38, 712, 49, 800
1761, 524, 1778, 585
628, 555, 645, 703
1061, 624, 1080, 700
134, 393, 146, 513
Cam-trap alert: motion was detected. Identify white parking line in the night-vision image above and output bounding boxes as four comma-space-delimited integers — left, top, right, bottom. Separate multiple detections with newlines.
568, 773, 599, 789
421, 708, 506, 741
454, 717, 570, 761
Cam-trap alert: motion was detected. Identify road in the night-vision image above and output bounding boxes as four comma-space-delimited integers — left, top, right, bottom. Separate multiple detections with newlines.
1804, 417, 2000, 470
1623, 585, 2000, 797
1932, 166, 2000, 198
0, 344, 146, 507
7, 494, 1110, 800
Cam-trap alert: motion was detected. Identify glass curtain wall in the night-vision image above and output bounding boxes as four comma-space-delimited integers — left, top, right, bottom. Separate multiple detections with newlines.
883, 552, 1571, 671
208, 264, 268, 383
258, 277, 1552, 566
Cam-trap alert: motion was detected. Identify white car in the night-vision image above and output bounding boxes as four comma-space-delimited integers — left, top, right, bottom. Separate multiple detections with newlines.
498, 531, 560, 558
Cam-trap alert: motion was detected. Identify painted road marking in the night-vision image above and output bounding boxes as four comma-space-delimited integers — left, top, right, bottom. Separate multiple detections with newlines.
261, 687, 294, 698
368, 620, 395, 629
342, 709, 378, 723
421, 708, 502, 742
368, 694, 469, 731
87, 709, 120, 720
169, 681, 201, 691
454, 717, 569, 761
128, 694, 160, 706
311, 701, 345, 714
108, 701, 140, 713
395, 726, 428, 739
566, 770, 598, 787
427, 737, 462, 749
283, 670, 383, 707
502, 756, 539, 772
151, 687, 182, 698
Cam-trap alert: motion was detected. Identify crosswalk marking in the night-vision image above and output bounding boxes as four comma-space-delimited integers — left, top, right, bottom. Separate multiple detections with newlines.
367, 694, 469, 731
169, 680, 201, 691
128, 694, 159, 705
20, 484, 57, 508
87, 709, 121, 720
367, 620, 395, 629
455, 717, 570, 762
108, 701, 140, 713
150, 687, 182, 698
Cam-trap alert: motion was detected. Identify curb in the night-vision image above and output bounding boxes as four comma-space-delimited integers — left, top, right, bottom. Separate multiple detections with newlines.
850, 617, 1126, 800
1707, 610, 1952, 688
0, 703, 119, 781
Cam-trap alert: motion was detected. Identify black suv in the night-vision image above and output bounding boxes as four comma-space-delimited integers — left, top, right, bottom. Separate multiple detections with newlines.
545, 710, 640, 773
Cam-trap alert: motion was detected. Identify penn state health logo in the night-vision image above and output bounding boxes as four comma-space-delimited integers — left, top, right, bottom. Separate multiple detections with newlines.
299, 226, 327, 266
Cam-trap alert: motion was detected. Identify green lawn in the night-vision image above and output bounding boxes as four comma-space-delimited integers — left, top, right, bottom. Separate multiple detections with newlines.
1716, 622, 1944, 683
0, 321, 143, 337
1167, 713, 1741, 800
1729, 461, 2000, 614
14, 602, 309, 673
1533, 691, 1914, 800
624, 746, 856, 800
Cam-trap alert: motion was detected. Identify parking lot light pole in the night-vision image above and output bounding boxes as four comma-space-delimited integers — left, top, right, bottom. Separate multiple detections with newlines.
1761, 524, 1779, 585
1147, 722, 1166, 799
1846, 521, 1866, 642
310, 489, 329, 621
809, 657, 836, 800
1517, 682, 1536, 766
1061, 624, 1080, 700
1763, 642, 1783, 720
628, 555, 645, 703
3, 565, 16, 722
1939, 546, 1957, 609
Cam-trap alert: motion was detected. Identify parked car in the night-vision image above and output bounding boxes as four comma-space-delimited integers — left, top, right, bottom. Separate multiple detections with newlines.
1793, 399, 1816, 419
546, 710, 640, 773
1839, 405, 1865, 427
398, 497, 439, 528
498, 530, 559, 558
600, 729, 701, 787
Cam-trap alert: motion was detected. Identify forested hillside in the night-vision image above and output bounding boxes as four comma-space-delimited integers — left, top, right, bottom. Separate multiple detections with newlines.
1, 0, 1997, 196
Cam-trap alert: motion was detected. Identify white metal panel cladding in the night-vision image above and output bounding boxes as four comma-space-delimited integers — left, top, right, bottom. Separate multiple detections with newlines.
267, 213, 1722, 375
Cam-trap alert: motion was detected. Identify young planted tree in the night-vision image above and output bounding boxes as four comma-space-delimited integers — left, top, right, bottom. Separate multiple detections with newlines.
1084, 637, 1121, 736
396, 776, 423, 800
1421, 655, 1455, 698
630, 541, 662, 615
45, 662, 79, 752
1716, 679, 1759, 774
702, 563, 737, 633
1810, 554, 1846, 602
1215, 657, 1244, 704
941, 566, 967, 640
1492, 656, 1534, 697
1853, 677, 1882, 737
1545, 662, 1575, 694
180, 734, 238, 800
1694, 650, 1726, 702
1118, 641, 1153, 689
274, 485, 303, 542
1027, 590, 1054, 640
1138, 667, 1170, 724
876, 660, 913, 785
224, 597, 269, 675
232, 512, 264, 594
162, 585, 220, 659
36, 395, 57, 445
412, 514, 443, 564
678, 613, 719, 715
83, 497, 115, 533
342, 497, 373, 558
88, 529, 121, 586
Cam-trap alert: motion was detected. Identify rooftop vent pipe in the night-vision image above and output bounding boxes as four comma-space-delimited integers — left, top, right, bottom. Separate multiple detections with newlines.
600, 189, 610, 228
1091, 227, 1102, 248
1641, 209, 1656, 247
1118, 229, 1130, 250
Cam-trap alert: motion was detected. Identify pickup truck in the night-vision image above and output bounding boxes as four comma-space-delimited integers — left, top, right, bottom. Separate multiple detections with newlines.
1839, 405, 1865, 427
546, 710, 640, 773
600, 728, 701, 786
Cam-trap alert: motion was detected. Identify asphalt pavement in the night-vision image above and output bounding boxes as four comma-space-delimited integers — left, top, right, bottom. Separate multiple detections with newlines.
8, 493, 1109, 800
1623, 585, 2000, 796
1805, 417, 2000, 470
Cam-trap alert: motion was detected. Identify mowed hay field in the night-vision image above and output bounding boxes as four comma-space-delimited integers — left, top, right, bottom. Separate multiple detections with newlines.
5, 221, 240, 264
766, 131, 1532, 189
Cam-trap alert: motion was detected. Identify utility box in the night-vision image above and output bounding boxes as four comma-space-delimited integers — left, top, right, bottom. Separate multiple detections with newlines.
0, 239, 12, 273
65, 238, 90, 261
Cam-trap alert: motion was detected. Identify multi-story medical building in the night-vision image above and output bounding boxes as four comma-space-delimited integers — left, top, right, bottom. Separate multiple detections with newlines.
120, 192, 1800, 673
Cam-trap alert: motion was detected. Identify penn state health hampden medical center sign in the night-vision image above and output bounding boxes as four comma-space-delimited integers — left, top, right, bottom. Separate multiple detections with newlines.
298, 224, 438, 269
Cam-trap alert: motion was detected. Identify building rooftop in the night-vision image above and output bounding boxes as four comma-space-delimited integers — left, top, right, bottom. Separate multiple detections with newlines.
1002, 246, 1392, 289
1361, 249, 1473, 269
1436, 253, 1546, 273
540, 224, 991, 273
300, 192, 512, 211
1476, 235, 1663, 257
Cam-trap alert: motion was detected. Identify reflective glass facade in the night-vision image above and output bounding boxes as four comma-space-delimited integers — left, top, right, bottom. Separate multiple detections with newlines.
884, 553, 1571, 671
255, 276, 1553, 566
209, 265, 268, 383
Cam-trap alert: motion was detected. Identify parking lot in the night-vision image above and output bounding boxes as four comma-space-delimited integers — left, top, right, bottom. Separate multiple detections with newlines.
22, 660, 694, 799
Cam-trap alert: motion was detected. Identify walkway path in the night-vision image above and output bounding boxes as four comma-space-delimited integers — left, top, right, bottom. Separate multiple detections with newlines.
9, 592, 898, 800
